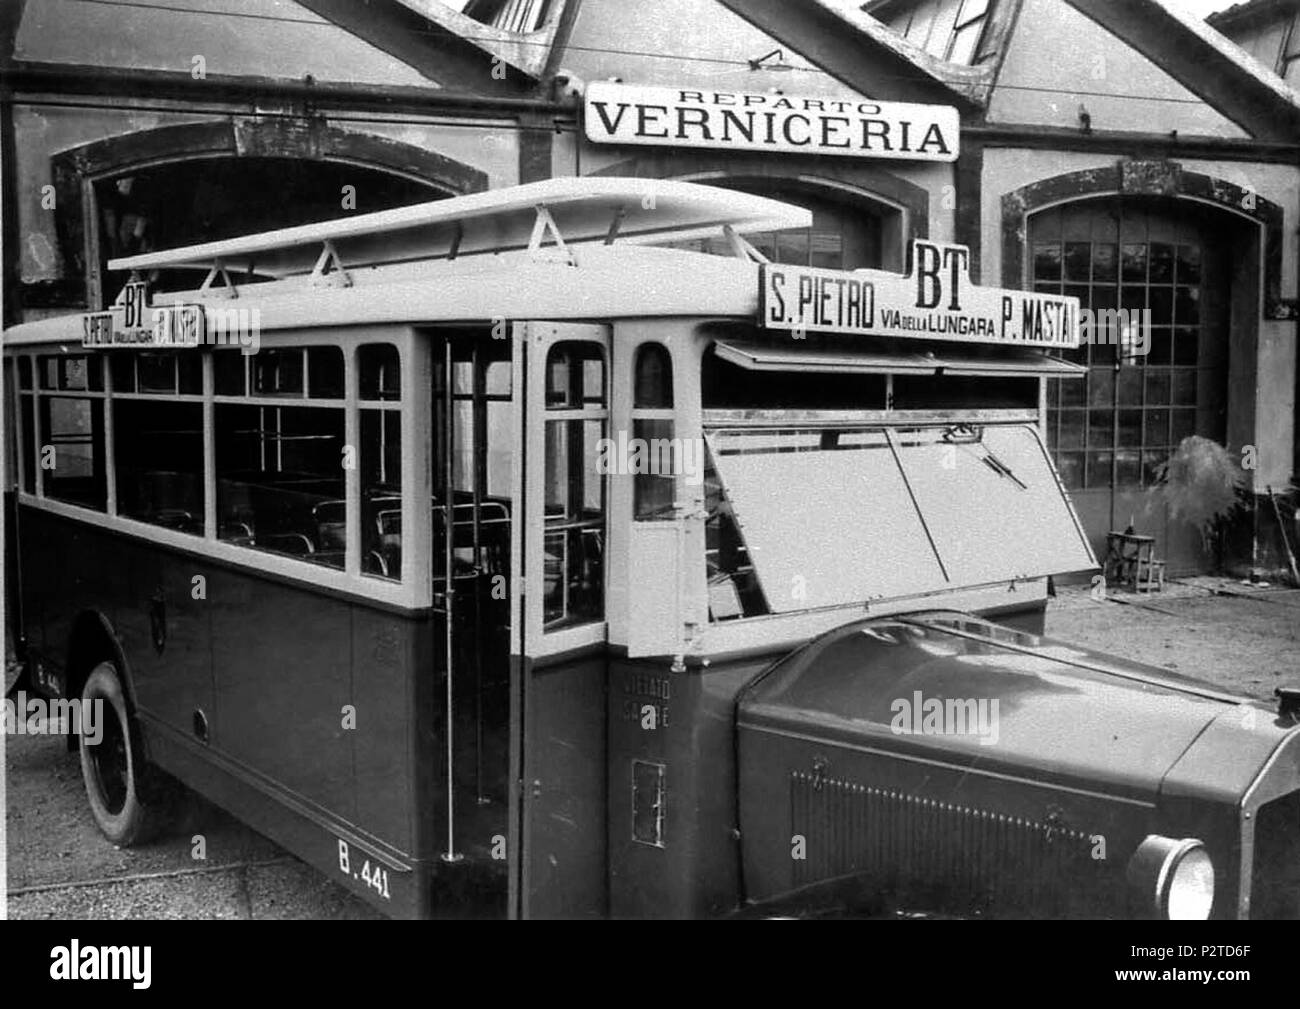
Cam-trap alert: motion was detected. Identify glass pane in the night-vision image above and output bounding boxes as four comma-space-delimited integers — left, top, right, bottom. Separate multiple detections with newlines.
1173, 369, 1197, 405
1143, 450, 1167, 486
1056, 451, 1084, 488
809, 229, 842, 270
1091, 243, 1117, 282
1115, 449, 1141, 488
1176, 244, 1201, 285
634, 344, 673, 409
1033, 243, 1061, 281
1090, 284, 1117, 312
1147, 329, 1173, 365
1117, 367, 1143, 406
485, 360, 511, 397
1174, 287, 1200, 326
253, 348, 304, 397
137, 353, 176, 394
362, 410, 402, 580
1059, 376, 1086, 408
1120, 285, 1146, 312
776, 230, 810, 266
308, 346, 345, 399
546, 342, 605, 409
1085, 452, 1113, 489
633, 417, 677, 521
113, 399, 204, 533
1148, 288, 1172, 327
1117, 409, 1142, 448
21, 396, 35, 493
1058, 410, 1085, 450
1145, 369, 1171, 405
178, 353, 202, 395
41, 397, 105, 509
17, 356, 32, 390
1145, 408, 1170, 446
214, 352, 245, 396
1173, 327, 1199, 366
1088, 409, 1113, 449
1149, 243, 1175, 284
584, 358, 604, 405
360, 344, 401, 401
543, 416, 605, 628
1121, 244, 1147, 283
1063, 242, 1091, 282
109, 353, 135, 393
1171, 409, 1196, 444
1088, 368, 1113, 407
215, 403, 345, 568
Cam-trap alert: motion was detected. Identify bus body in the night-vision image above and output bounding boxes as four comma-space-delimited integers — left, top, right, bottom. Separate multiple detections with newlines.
7, 178, 1299, 920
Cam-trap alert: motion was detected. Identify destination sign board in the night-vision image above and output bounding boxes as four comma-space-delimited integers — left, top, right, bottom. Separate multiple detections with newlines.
759, 240, 1080, 348
584, 82, 959, 163
82, 282, 206, 349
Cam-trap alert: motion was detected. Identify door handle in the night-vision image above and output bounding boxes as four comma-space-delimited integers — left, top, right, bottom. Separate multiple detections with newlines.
148, 592, 166, 654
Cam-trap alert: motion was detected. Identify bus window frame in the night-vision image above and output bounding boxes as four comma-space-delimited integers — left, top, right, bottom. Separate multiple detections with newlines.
4, 326, 430, 611
521, 321, 611, 659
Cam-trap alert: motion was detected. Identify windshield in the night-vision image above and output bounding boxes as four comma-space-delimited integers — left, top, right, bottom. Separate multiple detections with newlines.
703, 423, 1095, 621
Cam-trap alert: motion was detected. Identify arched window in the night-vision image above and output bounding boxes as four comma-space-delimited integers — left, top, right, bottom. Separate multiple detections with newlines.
666, 182, 885, 271
633, 343, 675, 521
1032, 199, 1229, 492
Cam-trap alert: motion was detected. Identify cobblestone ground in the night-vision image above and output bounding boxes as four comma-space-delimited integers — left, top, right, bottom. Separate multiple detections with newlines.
5, 575, 1299, 919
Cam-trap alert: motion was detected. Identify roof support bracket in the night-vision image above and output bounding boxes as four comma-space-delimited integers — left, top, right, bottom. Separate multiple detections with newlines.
529, 204, 575, 265
723, 224, 769, 263
199, 260, 239, 299
310, 241, 352, 288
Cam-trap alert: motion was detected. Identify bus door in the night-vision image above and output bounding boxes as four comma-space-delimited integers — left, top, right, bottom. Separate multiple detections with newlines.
513, 321, 612, 920
427, 330, 514, 911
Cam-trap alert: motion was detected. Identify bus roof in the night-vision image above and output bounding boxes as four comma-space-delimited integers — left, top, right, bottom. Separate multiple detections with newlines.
107, 176, 810, 279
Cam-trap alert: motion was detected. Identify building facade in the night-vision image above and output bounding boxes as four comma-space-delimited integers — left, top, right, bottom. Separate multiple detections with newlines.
3, 0, 1298, 573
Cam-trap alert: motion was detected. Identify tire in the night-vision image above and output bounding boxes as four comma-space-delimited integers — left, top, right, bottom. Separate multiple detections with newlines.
78, 660, 174, 846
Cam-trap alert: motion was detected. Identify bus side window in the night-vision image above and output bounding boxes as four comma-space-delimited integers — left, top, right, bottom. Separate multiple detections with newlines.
543, 342, 606, 629
112, 351, 204, 534
3, 359, 16, 491
632, 343, 675, 521
215, 346, 346, 568
18, 357, 35, 493
37, 354, 106, 511
360, 343, 401, 580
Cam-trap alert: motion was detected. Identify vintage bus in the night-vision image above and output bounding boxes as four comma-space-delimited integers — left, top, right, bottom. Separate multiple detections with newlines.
7, 178, 1299, 920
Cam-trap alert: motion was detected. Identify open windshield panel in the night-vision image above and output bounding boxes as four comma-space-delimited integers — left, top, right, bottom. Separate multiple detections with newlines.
698, 327, 1094, 624
705, 423, 1095, 618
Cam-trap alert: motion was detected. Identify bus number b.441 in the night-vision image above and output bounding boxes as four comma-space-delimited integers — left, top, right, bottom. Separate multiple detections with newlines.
338, 839, 391, 900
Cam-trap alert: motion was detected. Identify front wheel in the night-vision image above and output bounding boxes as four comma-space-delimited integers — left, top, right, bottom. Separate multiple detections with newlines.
78, 661, 173, 846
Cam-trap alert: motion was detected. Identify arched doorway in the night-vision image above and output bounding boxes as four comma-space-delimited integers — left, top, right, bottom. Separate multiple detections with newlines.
45, 119, 489, 312
96, 156, 443, 296
661, 178, 889, 270
1030, 196, 1233, 571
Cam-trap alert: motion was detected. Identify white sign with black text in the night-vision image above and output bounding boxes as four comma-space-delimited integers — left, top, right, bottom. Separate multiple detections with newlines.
584, 82, 959, 162
760, 240, 1080, 348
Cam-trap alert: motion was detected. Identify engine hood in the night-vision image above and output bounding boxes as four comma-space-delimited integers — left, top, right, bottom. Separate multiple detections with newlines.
738, 611, 1256, 802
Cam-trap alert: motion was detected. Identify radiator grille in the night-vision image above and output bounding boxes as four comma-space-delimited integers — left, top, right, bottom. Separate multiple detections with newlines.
1251, 791, 1300, 920
791, 771, 1107, 916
